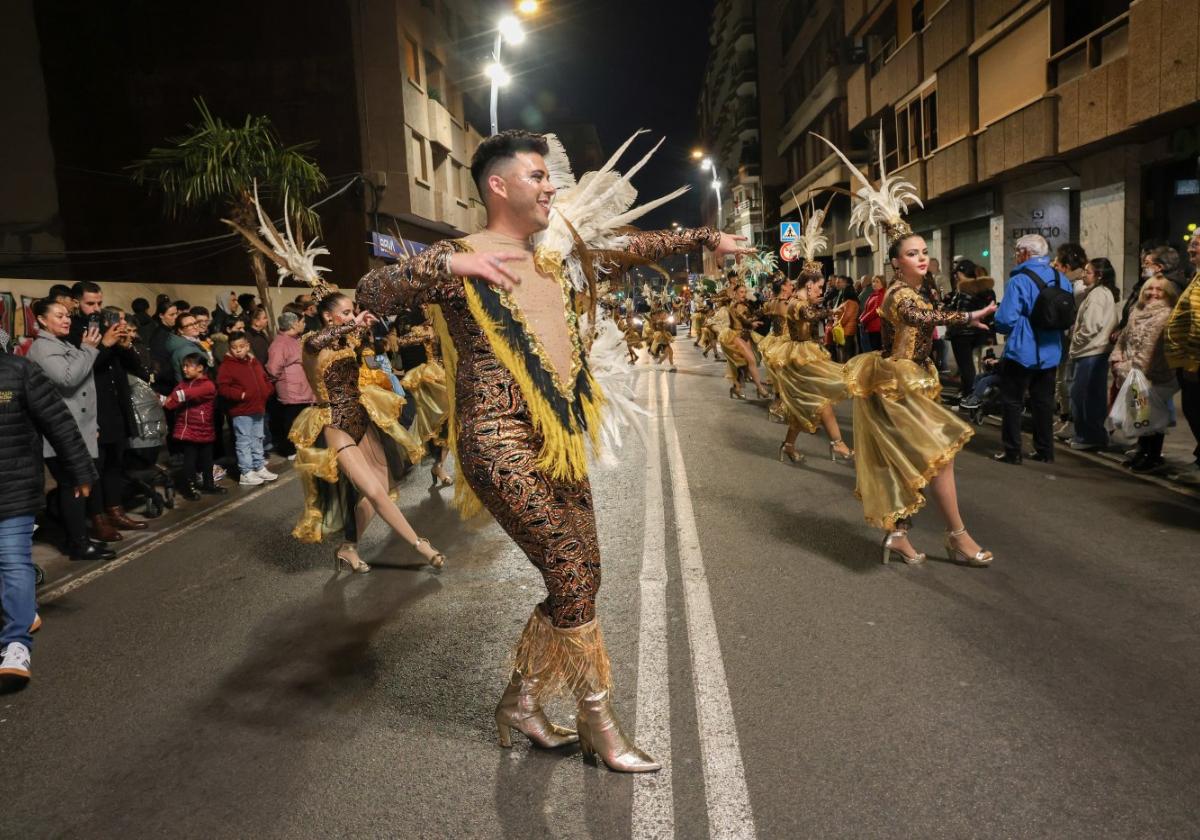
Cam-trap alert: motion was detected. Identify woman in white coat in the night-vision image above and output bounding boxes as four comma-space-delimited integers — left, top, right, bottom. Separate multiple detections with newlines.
1067, 257, 1120, 450
25, 298, 113, 562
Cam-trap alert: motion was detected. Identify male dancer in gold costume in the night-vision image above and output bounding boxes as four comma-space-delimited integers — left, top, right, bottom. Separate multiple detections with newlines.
355, 130, 750, 772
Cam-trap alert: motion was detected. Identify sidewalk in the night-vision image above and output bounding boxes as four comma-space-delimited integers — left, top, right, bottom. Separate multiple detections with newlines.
34, 459, 296, 593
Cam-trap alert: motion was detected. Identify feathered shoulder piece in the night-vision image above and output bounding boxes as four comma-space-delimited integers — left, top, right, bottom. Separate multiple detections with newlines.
812, 124, 922, 251
221, 182, 335, 299
535, 130, 690, 293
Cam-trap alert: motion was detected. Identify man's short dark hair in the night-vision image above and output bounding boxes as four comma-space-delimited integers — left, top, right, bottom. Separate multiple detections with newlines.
48, 284, 73, 301
189, 306, 209, 318
470, 129, 549, 197
71, 281, 101, 299
172, 299, 190, 313
131, 297, 150, 314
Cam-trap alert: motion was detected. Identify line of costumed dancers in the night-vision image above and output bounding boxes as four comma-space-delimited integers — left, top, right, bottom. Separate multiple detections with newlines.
637, 130, 998, 569
228, 130, 753, 774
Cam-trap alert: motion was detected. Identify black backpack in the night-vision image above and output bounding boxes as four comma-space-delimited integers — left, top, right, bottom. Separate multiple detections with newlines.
1020, 267, 1076, 331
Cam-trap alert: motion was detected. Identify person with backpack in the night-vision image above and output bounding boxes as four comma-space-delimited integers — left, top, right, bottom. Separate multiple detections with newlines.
993, 234, 1077, 465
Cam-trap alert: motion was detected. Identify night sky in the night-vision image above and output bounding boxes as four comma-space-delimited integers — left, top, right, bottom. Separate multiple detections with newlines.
490, 0, 716, 231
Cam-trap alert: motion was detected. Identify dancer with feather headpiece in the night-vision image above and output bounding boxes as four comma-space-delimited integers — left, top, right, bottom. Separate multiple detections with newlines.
222, 187, 447, 573
354, 130, 751, 772
717, 279, 771, 399
763, 203, 855, 464
814, 127, 997, 567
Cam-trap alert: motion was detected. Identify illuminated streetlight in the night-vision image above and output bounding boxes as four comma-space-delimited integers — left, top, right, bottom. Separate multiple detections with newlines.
485, 62, 512, 85
489, 16, 528, 134
517, 0, 539, 13
498, 14, 526, 44
698, 157, 722, 231
691, 149, 705, 160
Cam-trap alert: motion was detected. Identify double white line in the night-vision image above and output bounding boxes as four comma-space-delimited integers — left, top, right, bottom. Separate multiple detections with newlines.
632, 373, 756, 840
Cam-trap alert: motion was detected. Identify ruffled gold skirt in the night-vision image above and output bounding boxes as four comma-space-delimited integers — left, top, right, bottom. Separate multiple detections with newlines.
843, 352, 973, 530
650, 329, 674, 355
400, 361, 449, 447
288, 382, 424, 543
764, 339, 846, 432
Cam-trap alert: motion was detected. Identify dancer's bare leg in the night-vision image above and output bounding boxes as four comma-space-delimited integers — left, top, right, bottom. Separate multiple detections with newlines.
733, 338, 765, 391
664, 344, 675, 368
925, 461, 983, 555
819, 405, 852, 457
325, 426, 444, 564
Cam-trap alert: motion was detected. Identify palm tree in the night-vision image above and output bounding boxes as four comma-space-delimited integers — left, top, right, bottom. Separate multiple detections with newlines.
130, 97, 328, 332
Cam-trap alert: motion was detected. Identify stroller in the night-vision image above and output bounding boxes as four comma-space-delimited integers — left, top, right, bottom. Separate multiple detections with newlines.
124, 375, 175, 517
958, 352, 1002, 426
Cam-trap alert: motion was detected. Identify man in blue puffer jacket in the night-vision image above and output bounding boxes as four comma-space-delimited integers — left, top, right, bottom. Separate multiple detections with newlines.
993, 234, 1072, 464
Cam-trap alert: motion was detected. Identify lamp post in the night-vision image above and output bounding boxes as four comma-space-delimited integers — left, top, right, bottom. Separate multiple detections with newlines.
488, 15, 526, 135
700, 157, 723, 233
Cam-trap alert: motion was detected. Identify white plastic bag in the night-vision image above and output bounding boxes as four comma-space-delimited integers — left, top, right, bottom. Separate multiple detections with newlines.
1106, 369, 1169, 440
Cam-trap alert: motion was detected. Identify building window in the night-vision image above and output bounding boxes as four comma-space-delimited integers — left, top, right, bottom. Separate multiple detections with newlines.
893, 84, 938, 167
866, 6, 899, 76
404, 34, 421, 86
411, 130, 429, 182
424, 51, 444, 103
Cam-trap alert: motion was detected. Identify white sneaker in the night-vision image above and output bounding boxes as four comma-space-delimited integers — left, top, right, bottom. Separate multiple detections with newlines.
255, 467, 279, 482
239, 472, 265, 486
0, 642, 31, 686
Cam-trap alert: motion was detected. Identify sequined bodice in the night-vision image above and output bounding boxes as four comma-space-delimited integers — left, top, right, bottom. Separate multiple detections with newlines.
881, 282, 970, 363
785, 299, 828, 342
302, 324, 372, 440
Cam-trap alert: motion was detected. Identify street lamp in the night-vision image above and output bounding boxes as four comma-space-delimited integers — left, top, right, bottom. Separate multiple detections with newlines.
489, 15, 526, 135
699, 157, 722, 232
517, 0, 539, 13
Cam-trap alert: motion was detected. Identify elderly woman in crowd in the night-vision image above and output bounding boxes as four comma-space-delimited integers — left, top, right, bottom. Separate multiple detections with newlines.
1067, 257, 1120, 450
1113, 276, 1181, 473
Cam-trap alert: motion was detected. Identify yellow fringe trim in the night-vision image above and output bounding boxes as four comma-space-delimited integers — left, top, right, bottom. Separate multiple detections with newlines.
512, 607, 612, 701
462, 280, 604, 484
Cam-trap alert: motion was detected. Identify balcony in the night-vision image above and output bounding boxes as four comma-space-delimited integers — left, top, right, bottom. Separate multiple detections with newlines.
1056, 56, 1129, 154
922, 0, 973, 72
869, 33, 922, 113
926, 135, 977, 200
976, 96, 1057, 181
428, 98, 454, 151
893, 159, 926, 202
1126, 0, 1200, 124
847, 63, 872, 130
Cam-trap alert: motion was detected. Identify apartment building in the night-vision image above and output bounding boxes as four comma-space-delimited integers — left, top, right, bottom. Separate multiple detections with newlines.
699, 0, 766, 273
352, 0, 489, 249
1, 0, 489, 285
842, 0, 1200, 293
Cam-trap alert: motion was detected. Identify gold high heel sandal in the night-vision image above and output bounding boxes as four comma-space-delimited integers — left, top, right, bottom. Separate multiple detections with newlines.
945, 527, 993, 567
779, 442, 805, 464
729, 385, 746, 400
495, 670, 579, 749
413, 536, 445, 569
430, 465, 453, 489
334, 543, 370, 574
755, 384, 771, 400
829, 439, 855, 462
576, 690, 661, 773
881, 531, 926, 565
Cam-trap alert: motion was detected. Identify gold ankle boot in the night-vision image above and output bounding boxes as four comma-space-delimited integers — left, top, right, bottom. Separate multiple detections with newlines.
575, 691, 661, 773
495, 670, 578, 749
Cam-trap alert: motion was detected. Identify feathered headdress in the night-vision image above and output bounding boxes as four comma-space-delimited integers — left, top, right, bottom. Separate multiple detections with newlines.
221, 182, 336, 300
796, 202, 829, 279
812, 124, 923, 251
535, 130, 690, 294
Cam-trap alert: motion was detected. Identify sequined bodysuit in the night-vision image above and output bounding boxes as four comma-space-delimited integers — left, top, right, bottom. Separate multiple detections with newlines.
302, 323, 372, 441
881, 282, 970, 362
356, 226, 721, 627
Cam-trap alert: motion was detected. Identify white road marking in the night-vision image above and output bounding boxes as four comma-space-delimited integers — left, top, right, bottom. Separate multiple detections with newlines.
38, 474, 296, 603
633, 374, 674, 839
660, 380, 757, 840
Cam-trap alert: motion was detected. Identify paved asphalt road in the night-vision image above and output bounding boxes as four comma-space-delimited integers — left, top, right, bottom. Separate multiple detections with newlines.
4, 342, 1199, 839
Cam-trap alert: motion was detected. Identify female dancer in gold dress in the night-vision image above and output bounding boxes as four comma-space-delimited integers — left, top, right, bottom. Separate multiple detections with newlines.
289, 293, 447, 572
761, 276, 792, 422
766, 263, 854, 464
647, 302, 676, 370
719, 283, 770, 399
817, 130, 997, 567
393, 311, 453, 488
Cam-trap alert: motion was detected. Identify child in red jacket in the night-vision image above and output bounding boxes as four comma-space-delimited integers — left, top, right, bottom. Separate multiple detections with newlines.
217, 334, 276, 486
162, 353, 226, 500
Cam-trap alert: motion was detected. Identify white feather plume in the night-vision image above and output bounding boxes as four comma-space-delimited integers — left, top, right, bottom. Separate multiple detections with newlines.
250, 182, 331, 288
798, 209, 828, 262
812, 124, 923, 251
534, 130, 690, 292
580, 316, 648, 469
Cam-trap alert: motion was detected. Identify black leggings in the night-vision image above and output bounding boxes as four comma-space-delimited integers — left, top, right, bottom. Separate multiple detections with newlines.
97, 439, 128, 510
46, 456, 90, 552
950, 335, 980, 394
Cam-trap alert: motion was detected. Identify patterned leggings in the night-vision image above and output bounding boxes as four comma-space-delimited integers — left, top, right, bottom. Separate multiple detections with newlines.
458, 402, 601, 629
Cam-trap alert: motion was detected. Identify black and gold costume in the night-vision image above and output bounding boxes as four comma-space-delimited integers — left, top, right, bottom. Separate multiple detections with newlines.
289, 324, 424, 542
356, 225, 720, 696
648, 309, 674, 358
765, 297, 848, 432
843, 282, 973, 528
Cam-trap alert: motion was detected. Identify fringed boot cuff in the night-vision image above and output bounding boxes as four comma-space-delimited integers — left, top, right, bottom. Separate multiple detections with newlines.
511, 607, 612, 701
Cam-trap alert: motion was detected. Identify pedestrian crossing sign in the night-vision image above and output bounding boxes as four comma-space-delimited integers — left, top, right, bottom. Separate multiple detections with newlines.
780, 222, 801, 242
